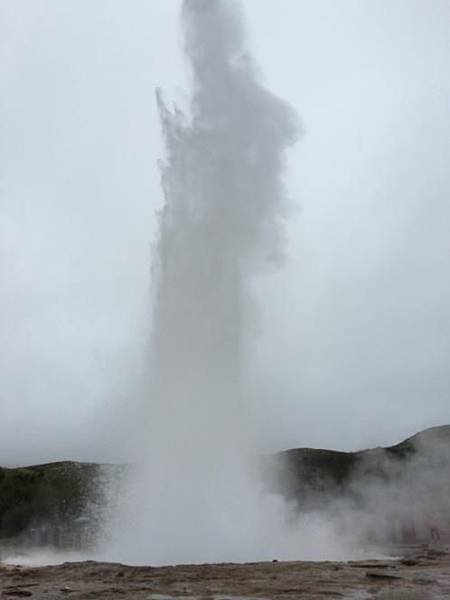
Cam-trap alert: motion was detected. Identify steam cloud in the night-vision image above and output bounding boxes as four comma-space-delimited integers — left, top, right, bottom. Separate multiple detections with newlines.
102, 0, 448, 567
104, 0, 302, 565
152, 0, 298, 465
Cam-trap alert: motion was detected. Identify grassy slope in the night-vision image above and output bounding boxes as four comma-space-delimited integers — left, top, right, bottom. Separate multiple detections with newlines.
274, 424, 450, 506
0, 462, 102, 540
1, 425, 449, 543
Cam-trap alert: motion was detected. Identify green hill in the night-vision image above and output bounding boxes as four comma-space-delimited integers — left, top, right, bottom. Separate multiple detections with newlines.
0, 461, 120, 547
270, 424, 450, 509
1, 425, 449, 548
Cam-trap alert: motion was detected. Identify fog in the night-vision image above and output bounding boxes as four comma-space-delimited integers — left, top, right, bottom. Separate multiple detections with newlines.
1, 0, 450, 468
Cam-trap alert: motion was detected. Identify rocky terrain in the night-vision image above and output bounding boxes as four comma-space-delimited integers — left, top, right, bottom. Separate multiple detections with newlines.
2, 545, 450, 599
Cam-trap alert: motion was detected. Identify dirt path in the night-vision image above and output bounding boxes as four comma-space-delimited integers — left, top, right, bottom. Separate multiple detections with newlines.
1, 546, 450, 599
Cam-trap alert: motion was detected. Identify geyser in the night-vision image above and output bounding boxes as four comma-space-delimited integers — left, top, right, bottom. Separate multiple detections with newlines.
106, 0, 302, 565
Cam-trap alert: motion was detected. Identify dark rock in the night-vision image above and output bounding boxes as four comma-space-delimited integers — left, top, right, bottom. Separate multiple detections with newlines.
366, 571, 403, 580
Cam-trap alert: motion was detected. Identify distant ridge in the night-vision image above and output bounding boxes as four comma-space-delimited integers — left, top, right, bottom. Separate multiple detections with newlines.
274, 424, 450, 508
1, 425, 449, 548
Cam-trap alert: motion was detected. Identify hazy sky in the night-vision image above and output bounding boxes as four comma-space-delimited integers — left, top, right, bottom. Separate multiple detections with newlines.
1, 0, 450, 465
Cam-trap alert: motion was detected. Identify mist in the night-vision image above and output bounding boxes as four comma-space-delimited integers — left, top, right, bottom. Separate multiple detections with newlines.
1, 0, 450, 469
100, 0, 302, 565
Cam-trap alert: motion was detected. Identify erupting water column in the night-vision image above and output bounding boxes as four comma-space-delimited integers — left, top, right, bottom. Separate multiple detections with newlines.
110, 0, 299, 565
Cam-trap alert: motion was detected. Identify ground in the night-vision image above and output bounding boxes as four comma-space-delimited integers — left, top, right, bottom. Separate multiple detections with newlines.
1, 545, 450, 599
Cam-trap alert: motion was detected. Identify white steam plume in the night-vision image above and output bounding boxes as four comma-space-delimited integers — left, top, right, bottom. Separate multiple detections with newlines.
104, 0, 303, 565
151, 0, 298, 473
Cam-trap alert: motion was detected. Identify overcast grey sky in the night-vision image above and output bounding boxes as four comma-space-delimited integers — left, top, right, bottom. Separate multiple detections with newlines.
1, 0, 450, 465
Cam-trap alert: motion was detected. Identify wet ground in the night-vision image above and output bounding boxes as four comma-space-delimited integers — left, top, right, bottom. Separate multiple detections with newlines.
1, 545, 450, 599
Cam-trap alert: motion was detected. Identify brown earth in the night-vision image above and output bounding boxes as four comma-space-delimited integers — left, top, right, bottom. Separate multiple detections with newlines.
1, 545, 450, 600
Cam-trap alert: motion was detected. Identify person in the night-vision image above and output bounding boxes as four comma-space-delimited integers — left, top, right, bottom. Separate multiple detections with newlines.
401, 516, 417, 543
427, 512, 441, 542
